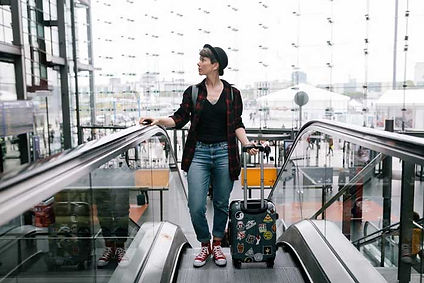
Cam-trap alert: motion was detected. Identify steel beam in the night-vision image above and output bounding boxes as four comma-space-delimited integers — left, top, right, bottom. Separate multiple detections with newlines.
57, 0, 72, 149
397, 161, 415, 282
77, 61, 94, 72
86, 3, 96, 129
10, 0, 30, 164
0, 42, 21, 57
69, 0, 82, 145
382, 120, 394, 229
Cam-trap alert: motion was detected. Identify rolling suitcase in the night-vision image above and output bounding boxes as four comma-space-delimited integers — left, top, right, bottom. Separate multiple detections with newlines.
45, 201, 92, 270
229, 145, 278, 268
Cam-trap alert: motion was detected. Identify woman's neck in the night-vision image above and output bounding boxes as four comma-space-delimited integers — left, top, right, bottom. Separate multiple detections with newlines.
205, 74, 221, 88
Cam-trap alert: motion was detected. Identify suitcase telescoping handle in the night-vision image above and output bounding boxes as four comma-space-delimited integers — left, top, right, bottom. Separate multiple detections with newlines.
242, 144, 265, 210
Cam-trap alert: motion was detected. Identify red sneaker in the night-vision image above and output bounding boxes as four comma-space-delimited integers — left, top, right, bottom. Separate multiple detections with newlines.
212, 241, 227, 266
115, 247, 129, 265
193, 242, 211, 267
97, 247, 114, 267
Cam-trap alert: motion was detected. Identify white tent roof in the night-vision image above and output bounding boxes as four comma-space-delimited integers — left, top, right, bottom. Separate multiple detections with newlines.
376, 89, 424, 106
257, 83, 350, 103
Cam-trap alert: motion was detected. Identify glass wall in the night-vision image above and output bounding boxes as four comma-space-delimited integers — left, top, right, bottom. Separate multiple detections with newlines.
0, 0, 94, 173
0, 131, 189, 282
0, 5, 13, 44
0, 62, 16, 101
43, 0, 60, 57
271, 127, 424, 280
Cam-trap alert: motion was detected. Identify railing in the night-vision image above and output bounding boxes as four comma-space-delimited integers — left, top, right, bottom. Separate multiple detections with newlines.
20, 119, 424, 282
168, 127, 295, 167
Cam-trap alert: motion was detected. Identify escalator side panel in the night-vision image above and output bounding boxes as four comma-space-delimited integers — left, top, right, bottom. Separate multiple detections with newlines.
312, 220, 388, 283
281, 220, 387, 283
281, 221, 346, 283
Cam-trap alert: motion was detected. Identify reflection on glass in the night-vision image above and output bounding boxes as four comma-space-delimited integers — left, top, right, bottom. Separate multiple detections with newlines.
47, 186, 93, 271
271, 129, 419, 278
0, 175, 97, 282
0, 130, 188, 282
90, 160, 133, 269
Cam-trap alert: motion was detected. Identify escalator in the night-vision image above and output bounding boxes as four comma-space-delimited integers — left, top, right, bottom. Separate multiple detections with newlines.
354, 220, 401, 268
0, 125, 190, 283
1, 119, 424, 282
353, 218, 424, 279
267, 120, 424, 283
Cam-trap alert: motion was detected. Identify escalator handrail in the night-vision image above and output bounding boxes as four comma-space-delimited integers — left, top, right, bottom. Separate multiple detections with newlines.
353, 222, 399, 247
364, 221, 381, 237
0, 125, 156, 190
353, 218, 424, 247
281, 219, 387, 282
0, 125, 185, 226
268, 119, 424, 198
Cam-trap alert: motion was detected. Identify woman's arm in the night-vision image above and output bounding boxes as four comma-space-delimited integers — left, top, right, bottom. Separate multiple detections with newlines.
169, 86, 192, 128
235, 127, 258, 155
235, 127, 250, 147
139, 117, 176, 127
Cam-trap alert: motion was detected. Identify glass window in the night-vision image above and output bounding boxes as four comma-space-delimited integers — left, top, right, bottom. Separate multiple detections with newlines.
0, 62, 16, 101
0, 6, 13, 44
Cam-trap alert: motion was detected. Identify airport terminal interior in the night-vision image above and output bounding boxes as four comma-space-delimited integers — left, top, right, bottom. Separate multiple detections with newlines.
1, 0, 424, 282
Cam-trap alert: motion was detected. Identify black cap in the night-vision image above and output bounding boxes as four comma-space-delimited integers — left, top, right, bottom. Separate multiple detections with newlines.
203, 44, 228, 76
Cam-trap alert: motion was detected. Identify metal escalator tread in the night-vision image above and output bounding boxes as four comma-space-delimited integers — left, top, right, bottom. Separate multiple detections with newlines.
176, 247, 305, 283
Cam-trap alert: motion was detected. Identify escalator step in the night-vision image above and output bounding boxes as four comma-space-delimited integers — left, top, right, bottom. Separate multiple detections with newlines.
176, 247, 305, 283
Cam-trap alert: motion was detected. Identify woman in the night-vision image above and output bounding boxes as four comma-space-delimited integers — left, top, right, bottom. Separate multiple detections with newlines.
139, 44, 257, 267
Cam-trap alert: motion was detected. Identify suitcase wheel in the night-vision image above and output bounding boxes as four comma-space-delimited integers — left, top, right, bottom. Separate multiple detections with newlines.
232, 258, 241, 269
266, 259, 275, 268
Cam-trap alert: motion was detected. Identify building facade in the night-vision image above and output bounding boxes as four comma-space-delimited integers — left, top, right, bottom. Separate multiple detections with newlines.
0, 0, 94, 173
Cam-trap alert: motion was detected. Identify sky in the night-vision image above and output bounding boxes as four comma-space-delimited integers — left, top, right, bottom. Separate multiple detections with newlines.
84, 0, 424, 89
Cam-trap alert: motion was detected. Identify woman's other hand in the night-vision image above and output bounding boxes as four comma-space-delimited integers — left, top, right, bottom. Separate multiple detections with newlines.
244, 142, 259, 155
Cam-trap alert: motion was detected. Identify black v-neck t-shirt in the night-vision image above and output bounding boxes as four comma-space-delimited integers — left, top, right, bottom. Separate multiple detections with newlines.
197, 92, 227, 143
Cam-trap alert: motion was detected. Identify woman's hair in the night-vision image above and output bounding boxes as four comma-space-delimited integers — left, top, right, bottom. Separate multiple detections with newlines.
199, 48, 218, 63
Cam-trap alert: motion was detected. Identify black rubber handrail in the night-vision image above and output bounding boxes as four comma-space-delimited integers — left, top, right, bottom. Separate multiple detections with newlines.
353, 218, 424, 248
0, 125, 156, 190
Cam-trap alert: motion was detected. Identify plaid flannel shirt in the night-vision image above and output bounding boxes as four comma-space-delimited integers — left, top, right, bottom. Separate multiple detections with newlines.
170, 79, 245, 181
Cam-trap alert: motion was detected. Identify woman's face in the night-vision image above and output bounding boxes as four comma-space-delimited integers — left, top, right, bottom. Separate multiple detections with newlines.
197, 56, 218, 75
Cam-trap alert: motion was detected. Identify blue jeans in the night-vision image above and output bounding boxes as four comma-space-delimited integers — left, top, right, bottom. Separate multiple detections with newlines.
187, 141, 234, 243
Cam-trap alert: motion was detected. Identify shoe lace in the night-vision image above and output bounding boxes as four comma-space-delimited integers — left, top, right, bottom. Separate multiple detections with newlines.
197, 246, 210, 259
100, 247, 113, 259
213, 245, 224, 258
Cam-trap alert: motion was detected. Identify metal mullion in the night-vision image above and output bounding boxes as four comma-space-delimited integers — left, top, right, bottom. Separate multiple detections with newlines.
398, 160, 415, 282
85, 2, 95, 130
56, 0, 71, 148
69, 0, 81, 144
